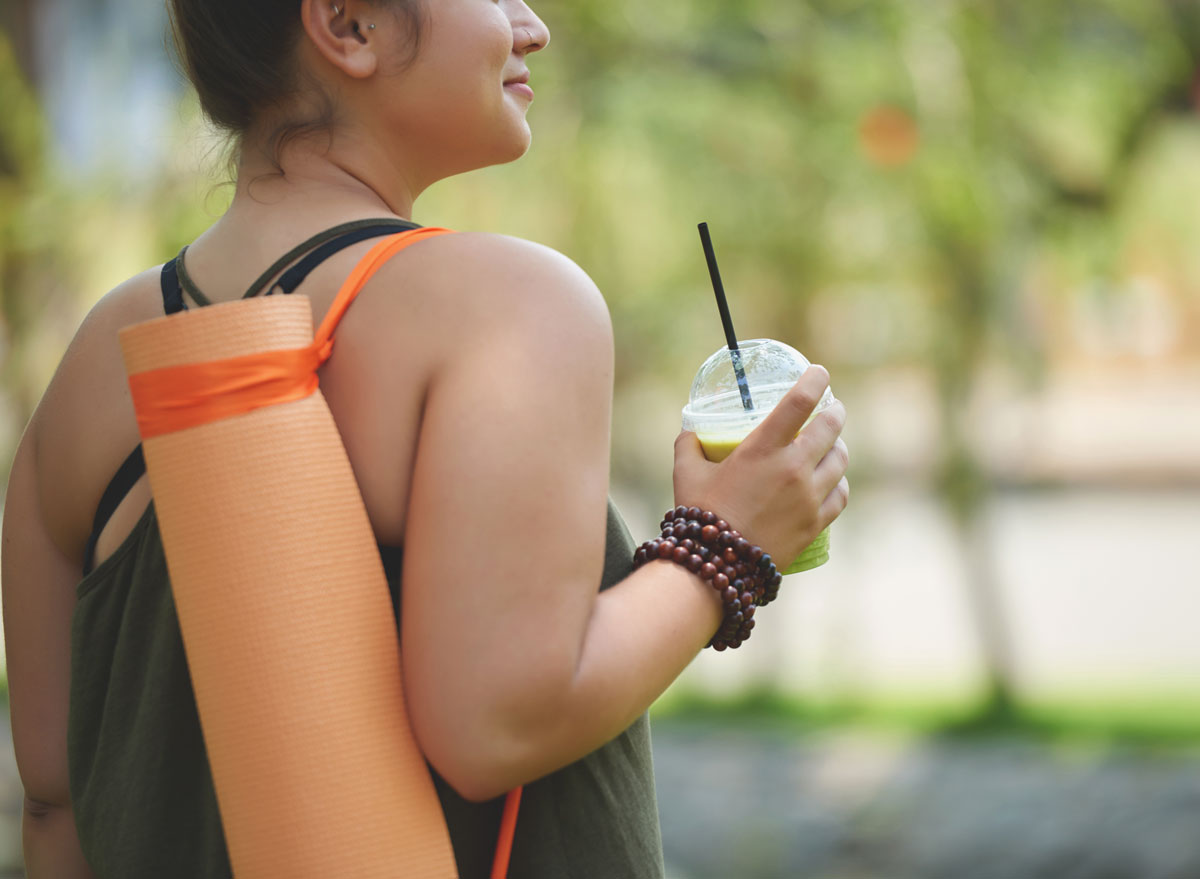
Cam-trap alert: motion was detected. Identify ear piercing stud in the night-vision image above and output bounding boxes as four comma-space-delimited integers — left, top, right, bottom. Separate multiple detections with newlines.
335, 4, 375, 33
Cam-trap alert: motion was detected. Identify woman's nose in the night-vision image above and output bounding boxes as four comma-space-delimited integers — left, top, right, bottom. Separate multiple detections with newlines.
513, 4, 551, 54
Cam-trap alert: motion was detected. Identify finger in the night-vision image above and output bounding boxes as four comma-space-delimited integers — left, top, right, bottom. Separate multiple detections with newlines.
812, 437, 849, 498
817, 475, 850, 527
673, 430, 713, 478
743, 365, 831, 451
674, 430, 707, 461
795, 398, 846, 466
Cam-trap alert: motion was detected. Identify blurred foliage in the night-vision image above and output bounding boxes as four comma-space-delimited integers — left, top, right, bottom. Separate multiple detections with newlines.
3, 0, 1200, 479
2, 0, 1200, 713
653, 682, 1200, 745
413, 0, 1200, 501
0, 32, 51, 467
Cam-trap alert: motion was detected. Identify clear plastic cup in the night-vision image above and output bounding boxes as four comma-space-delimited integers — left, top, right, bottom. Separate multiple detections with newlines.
681, 339, 836, 574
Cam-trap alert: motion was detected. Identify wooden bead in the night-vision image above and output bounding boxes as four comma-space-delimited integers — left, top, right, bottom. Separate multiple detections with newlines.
645, 507, 774, 653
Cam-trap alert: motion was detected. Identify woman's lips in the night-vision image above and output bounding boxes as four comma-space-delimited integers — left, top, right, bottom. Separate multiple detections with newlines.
504, 81, 535, 101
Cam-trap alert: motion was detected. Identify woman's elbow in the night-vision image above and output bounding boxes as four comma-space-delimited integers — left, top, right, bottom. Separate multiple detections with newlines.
23, 794, 59, 820
413, 690, 575, 803
424, 732, 531, 804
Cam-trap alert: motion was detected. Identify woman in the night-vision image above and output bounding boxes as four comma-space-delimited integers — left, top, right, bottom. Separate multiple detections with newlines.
1, 0, 850, 876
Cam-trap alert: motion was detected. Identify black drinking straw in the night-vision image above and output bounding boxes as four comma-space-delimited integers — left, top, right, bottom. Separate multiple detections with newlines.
698, 222, 754, 411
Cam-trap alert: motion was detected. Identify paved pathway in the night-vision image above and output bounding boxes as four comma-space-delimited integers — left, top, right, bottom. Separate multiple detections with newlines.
653, 723, 1200, 879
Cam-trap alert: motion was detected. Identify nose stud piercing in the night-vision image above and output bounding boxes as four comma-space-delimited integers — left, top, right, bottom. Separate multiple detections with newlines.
331, 4, 341, 14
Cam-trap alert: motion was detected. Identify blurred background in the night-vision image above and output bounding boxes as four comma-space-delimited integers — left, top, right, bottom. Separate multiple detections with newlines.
2, 0, 1199, 876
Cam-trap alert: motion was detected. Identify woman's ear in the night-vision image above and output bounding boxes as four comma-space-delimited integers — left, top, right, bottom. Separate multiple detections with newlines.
299, 0, 379, 79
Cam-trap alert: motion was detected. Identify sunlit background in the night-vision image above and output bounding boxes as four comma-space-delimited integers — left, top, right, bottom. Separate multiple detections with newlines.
2, 1, 1199, 877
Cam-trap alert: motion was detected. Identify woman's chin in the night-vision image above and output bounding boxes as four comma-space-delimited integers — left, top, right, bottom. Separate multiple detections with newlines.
430, 121, 532, 180
491, 123, 533, 165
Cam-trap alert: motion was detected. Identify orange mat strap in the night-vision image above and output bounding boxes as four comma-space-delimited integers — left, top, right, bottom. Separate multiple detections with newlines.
129, 226, 454, 439
491, 787, 523, 879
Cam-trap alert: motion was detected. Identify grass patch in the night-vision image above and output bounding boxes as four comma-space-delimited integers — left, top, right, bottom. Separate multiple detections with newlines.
651, 685, 1200, 747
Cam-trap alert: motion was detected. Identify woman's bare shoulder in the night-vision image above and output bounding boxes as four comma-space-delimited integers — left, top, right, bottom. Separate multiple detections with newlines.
366, 231, 612, 339
28, 266, 170, 557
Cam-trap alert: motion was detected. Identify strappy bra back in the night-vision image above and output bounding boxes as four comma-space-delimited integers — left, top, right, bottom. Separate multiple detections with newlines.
83, 218, 421, 575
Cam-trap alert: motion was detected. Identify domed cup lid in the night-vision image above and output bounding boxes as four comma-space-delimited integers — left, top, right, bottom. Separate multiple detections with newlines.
681, 339, 834, 437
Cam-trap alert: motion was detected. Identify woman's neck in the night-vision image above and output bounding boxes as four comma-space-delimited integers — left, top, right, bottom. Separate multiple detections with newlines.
232, 132, 423, 221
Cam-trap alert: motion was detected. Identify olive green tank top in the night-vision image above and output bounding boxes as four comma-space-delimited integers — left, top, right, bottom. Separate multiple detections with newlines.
67, 223, 665, 877
69, 495, 664, 878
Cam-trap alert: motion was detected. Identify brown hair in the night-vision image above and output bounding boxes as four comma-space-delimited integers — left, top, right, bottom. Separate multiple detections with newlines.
168, 0, 424, 157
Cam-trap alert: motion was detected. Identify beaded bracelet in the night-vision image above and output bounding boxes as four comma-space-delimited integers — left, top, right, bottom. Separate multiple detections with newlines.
632, 506, 783, 650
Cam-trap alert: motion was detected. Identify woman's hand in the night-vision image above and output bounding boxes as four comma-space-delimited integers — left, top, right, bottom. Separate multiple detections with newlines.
672, 365, 850, 564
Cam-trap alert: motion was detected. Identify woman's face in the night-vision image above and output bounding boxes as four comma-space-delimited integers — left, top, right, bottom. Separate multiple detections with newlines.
378, 0, 551, 181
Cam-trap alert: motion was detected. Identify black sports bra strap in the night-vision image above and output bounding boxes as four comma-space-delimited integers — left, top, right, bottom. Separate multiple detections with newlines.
83, 445, 146, 575
87, 219, 421, 576
174, 249, 210, 309
240, 218, 419, 299
160, 258, 187, 315
266, 222, 420, 296
174, 218, 418, 306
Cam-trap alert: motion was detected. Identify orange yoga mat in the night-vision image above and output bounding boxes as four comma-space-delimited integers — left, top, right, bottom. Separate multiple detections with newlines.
120, 231, 462, 878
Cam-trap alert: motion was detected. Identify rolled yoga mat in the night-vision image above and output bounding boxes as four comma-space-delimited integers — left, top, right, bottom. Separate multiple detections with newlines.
120, 228, 496, 878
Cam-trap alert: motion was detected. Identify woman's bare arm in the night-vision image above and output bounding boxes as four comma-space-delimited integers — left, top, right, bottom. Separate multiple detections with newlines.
398, 234, 847, 800
3, 428, 98, 878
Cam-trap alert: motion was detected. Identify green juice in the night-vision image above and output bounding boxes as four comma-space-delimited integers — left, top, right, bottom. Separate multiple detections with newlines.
697, 435, 831, 575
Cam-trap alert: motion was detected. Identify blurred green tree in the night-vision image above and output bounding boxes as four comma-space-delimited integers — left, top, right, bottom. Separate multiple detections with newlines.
3, 0, 1200, 719
0, 33, 53, 469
